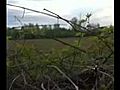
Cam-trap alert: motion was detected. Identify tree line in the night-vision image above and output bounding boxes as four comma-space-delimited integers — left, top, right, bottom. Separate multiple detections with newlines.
7, 15, 113, 40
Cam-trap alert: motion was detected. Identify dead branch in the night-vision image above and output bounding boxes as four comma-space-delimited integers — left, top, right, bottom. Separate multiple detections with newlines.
97, 36, 114, 53
98, 70, 114, 81
45, 75, 61, 90
53, 38, 86, 53
26, 84, 41, 90
9, 74, 21, 90
41, 83, 47, 90
47, 65, 79, 90
7, 4, 91, 32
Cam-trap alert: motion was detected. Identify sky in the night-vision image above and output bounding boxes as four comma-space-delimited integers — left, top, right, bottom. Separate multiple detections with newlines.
7, 0, 114, 27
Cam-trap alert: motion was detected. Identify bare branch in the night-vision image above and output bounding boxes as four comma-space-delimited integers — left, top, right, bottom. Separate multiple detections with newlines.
14, 16, 23, 26
53, 38, 86, 53
7, 4, 91, 32
44, 75, 61, 90
26, 84, 41, 90
97, 36, 114, 53
7, 4, 58, 18
47, 65, 79, 90
9, 75, 21, 90
21, 70, 27, 85
98, 70, 114, 81
8, 62, 28, 68
41, 83, 47, 90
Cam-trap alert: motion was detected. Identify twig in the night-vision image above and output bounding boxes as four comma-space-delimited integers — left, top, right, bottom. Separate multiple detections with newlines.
14, 16, 23, 26
41, 83, 47, 90
21, 70, 41, 90
26, 84, 41, 90
7, 4, 58, 18
98, 70, 114, 81
22, 8, 25, 18
21, 70, 27, 85
53, 38, 86, 53
47, 65, 79, 90
95, 65, 98, 90
8, 62, 28, 68
97, 36, 113, 53
43, 8, 92, 32
106, 80, 114, 89
102, 51, 113, 64
9, 74, 21, 90
7, 4, 91, 32
44, 75, 61, 90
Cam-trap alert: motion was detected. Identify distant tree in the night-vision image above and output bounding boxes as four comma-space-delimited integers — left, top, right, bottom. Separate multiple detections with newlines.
54, 24, 60, 29
28, 23, 34, 27
71, 17, 78, 24
35, 23, 39, 30
78, 19, 87, 27
86, 13, 92, 24
48, 25, 52, 30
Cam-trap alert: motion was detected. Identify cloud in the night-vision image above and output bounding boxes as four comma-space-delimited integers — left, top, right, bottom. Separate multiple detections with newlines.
7, 0, 18, 4
91, 16, 112, 26
90, 7, 113, 26
7, 9, 23, 27
29, 0, 53, 1
7, 0, 114, 27
7, 8, 67, 27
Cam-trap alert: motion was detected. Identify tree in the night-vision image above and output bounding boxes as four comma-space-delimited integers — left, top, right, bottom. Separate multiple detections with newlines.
71, 17, 78, 24
28, 23, 34, 27
35, 23, 39, 30
86, 13, 92, 24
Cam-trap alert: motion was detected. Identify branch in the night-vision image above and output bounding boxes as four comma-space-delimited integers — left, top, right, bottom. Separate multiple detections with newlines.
98, 70, 114, 81
26, 84, 41, 90
47, 65, 79, 90
41, 83, 47, 90
14, 16, 23, 26
43, 8, 92, 32
7, 4, 90, 32
102, 51, 113, 64
7, 4, 58, 19
44, 75, 61, 90
9, 74, 21, 90
97, 36, 114, 53
21, 70, 27, 85
8, 62, 28, 68
21, 70, 41, 90
53, 38, 86, 53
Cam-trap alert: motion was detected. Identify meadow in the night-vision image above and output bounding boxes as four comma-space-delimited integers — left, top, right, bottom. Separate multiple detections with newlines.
7, 27, 114, 90
7, 36, 103, 53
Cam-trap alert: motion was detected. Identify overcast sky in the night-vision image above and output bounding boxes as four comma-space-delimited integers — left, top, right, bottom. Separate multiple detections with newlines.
7, 0, 114, 27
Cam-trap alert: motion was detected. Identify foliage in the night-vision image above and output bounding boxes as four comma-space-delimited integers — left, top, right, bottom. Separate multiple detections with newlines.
7, 17, 113, 40
7, 26, 77, 39
7, 26, 114, 90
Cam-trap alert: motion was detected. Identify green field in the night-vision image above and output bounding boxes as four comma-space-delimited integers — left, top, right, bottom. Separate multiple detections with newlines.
7, 37, 77, 51
7, 34, 114, 90
7, 36, 99, 51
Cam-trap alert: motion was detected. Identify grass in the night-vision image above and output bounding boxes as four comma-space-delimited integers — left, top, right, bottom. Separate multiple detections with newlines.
7, 35, 113, 53
7, 37, 78, 52
7, 36, 97, 48
7, 34, 114, 90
